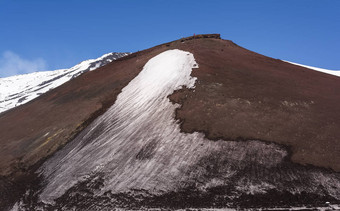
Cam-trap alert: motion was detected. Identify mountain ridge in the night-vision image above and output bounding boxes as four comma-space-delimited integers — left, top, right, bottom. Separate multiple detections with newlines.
0, 52, 129, 114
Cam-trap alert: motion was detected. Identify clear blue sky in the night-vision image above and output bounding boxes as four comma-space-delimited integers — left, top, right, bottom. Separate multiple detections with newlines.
0, 0, 339, 77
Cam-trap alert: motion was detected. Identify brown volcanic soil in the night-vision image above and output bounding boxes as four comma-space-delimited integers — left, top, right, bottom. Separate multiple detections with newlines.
0, 34, 340, 207
169, 36, 340, 171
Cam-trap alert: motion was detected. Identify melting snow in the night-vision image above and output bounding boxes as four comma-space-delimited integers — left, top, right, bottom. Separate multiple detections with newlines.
38, 49, 201, 202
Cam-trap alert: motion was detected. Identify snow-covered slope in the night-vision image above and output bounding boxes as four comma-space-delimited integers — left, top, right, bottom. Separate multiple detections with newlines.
38, 49, 200, 203
286, 61, 340, 77
0, 52, 129, 113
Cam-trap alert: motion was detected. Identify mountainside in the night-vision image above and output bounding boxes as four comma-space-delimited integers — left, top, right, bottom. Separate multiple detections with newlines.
0, 52, 129, 114
1, 34, 340, 210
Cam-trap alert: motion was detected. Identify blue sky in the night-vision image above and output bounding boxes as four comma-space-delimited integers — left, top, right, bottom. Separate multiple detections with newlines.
0, 0, 339, 77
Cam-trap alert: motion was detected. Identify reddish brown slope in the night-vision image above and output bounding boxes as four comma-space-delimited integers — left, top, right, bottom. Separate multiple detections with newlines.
170, 37, 340, 171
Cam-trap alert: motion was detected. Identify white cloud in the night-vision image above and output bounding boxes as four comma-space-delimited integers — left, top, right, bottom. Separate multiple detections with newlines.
0, 51, 47, 78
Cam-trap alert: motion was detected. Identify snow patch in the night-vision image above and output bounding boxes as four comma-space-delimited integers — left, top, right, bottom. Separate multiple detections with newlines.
38, 49, 200, 202
285, 61, 340, 77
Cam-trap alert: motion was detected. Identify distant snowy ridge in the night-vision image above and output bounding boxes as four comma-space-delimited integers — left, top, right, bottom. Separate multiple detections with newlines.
286, 61, 340, 77
0, 52, 129, 114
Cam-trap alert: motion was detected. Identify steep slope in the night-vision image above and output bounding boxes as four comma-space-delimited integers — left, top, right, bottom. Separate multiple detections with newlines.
1, 34, 340, 210
0, 52, 129, 113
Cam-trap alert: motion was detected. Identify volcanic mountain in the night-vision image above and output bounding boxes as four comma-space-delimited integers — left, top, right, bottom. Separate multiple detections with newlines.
1, 34, 340, 210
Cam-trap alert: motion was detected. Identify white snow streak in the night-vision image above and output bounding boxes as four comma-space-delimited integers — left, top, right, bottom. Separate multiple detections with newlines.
285, 61, 340, 77
38, 49, 200, 202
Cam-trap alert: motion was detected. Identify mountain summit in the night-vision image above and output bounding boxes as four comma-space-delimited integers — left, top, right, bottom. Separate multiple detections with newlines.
1, 34, 340, 210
